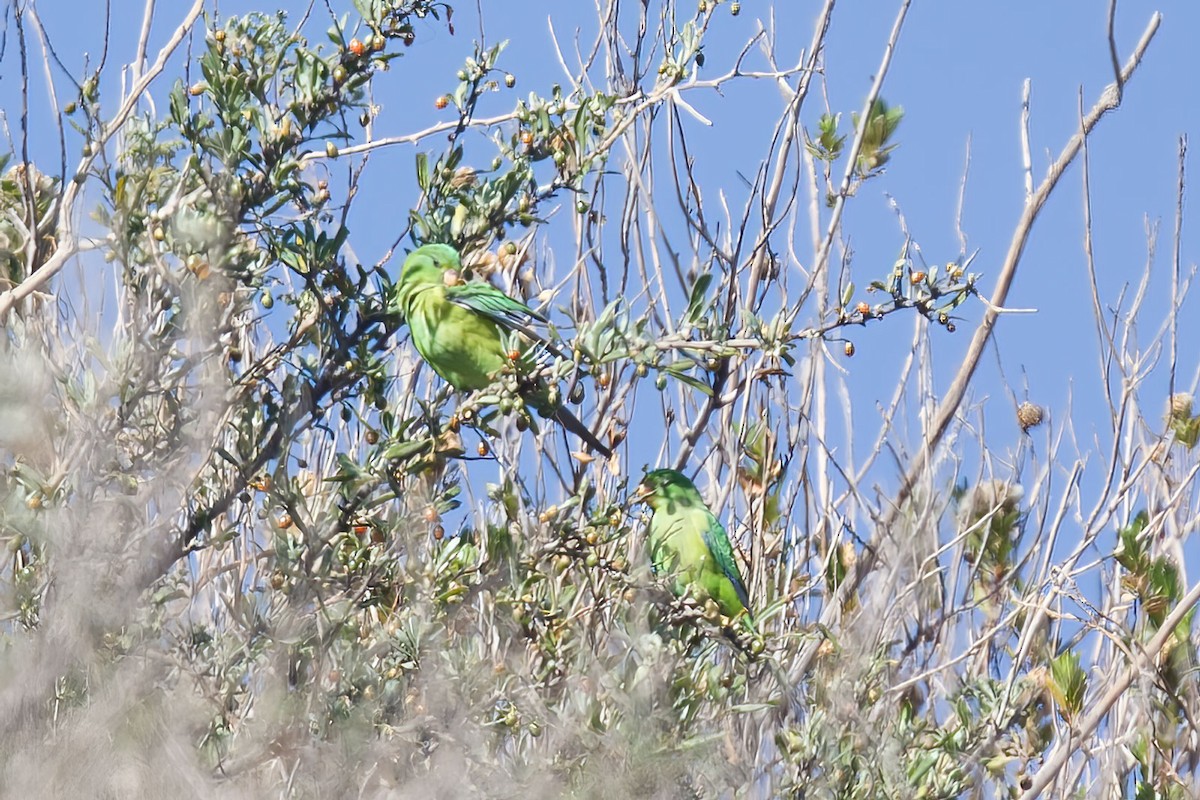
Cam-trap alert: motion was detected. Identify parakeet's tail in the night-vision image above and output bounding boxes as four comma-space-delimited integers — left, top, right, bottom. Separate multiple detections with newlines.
550, 405, 613, 459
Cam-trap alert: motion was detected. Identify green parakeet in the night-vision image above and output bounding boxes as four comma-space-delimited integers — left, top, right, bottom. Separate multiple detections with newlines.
636, 468, 751, 621
393, 243, 611, 458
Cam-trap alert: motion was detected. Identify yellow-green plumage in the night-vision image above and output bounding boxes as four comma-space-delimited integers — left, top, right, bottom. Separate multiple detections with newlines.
393, 243, 610, 457
637, 469, 751, 620
394, 244, 508, 389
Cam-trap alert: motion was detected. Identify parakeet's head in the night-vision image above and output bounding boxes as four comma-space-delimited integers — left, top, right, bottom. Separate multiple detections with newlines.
393, 243, 463, 316
399, 243, 461, 287
635, 468, 701, 510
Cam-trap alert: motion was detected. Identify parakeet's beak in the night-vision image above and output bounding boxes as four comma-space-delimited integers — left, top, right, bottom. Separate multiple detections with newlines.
442, 268, 465, 287
633, 482, 654, 503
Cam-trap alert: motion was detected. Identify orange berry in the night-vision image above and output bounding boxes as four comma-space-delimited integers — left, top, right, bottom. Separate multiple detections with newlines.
435, 95, 449, 110
348, 38, 365, 56
856, 301, 870, 316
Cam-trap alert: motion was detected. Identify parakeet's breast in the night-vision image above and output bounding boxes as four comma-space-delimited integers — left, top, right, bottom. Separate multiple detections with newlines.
406, 288, 507, 390
648, 506, 747, 618
649, 510, 711, 576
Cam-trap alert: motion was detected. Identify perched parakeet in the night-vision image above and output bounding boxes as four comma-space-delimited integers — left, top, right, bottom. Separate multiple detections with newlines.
636, 468, 751, 620
393, 243, 611, 458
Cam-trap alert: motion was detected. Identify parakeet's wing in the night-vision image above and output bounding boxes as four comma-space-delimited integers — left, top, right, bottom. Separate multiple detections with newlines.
700, 511, 751, 610
444, 279, 610, 458
445, 281, 568, 360
446, 280, 545, 322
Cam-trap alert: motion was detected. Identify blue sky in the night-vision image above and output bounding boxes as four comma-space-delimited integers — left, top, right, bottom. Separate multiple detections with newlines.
369, 1, 1200, 462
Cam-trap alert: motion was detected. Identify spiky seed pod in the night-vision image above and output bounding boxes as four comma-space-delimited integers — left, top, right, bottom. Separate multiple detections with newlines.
450, 166, 477, 189
1170, 393, 1194, 421
1017, 402, 1044, 431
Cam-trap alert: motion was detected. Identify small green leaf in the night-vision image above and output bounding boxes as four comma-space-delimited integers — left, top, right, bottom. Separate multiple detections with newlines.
416, 152, 430, 190
686, 272, 713, 324
382, 440, 432, 461
662, 361, 713, 396
1115, 511, 1149, 572
840, 282, 855, 309
1048, 650, 1087, 722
